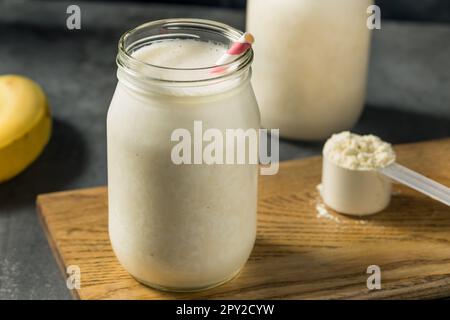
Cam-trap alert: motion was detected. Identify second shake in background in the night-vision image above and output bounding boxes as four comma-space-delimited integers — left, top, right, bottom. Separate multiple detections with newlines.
247, 0, 373, 140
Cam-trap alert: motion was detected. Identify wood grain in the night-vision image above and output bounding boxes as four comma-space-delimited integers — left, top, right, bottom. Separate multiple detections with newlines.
36, 138, 450, 300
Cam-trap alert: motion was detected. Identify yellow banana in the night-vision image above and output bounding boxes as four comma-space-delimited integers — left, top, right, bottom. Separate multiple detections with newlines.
0, 75, 52, 182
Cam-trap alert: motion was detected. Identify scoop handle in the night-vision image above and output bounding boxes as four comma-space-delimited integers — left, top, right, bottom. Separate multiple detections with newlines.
379, 162, 450, 206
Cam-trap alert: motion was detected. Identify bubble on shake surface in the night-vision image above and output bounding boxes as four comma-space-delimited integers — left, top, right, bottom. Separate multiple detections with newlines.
132, 39, 228, 69
323, 131, 396, 170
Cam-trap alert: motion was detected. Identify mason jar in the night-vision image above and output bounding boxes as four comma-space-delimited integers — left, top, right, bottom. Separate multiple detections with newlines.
247, 0, 373, 140
107, 19, 260, 292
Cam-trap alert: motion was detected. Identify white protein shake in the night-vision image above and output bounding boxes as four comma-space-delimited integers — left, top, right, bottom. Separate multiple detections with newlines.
107, 22, 260, 291
247, 0, 373, 140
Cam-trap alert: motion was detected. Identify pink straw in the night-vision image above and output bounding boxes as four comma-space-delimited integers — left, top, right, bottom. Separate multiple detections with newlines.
211, 32, 254, 74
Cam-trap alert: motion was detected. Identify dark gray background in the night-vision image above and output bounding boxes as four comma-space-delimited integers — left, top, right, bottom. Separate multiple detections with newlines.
0, 0, 449, 299
69, 0, 450, 22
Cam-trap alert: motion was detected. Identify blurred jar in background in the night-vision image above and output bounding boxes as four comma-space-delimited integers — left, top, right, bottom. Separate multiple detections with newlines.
247, 0, 373, 140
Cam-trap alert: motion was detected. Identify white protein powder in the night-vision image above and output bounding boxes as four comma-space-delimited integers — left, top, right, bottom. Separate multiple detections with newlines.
321, 131, 395, 216
323, 131, 395, 170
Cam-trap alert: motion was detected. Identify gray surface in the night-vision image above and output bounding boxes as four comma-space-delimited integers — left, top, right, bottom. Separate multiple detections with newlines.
0, 0, 449, 300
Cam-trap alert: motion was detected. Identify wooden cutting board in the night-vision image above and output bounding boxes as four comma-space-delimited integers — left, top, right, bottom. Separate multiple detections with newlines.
37, 138, 450, 300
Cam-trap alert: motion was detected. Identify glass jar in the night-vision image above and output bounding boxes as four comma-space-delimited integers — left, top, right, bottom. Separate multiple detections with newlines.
247, 0, 373, 140
107, 19, 260, 292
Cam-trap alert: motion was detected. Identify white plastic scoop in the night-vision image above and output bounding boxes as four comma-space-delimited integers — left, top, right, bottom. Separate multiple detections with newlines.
379, 162, 450, 207
321, 132, 450, 216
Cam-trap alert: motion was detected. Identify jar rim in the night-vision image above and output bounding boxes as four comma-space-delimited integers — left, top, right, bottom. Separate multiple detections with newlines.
117, 18, 253, 84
